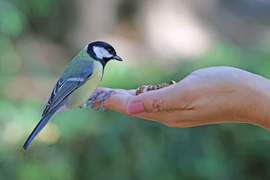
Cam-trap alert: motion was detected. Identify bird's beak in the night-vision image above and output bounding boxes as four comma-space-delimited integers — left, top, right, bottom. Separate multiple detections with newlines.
113, 55, 122, 61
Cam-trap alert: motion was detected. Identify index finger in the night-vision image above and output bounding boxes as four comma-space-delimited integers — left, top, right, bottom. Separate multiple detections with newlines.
91, 88, 136, 114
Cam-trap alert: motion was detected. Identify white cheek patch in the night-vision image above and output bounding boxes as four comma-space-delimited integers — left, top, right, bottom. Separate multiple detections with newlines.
93, 46, 113, 59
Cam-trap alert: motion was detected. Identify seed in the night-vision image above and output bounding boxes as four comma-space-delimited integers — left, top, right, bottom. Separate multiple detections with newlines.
169, 80, 176, 85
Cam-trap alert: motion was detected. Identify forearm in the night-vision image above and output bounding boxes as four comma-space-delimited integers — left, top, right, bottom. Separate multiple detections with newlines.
242, 74, 270, 130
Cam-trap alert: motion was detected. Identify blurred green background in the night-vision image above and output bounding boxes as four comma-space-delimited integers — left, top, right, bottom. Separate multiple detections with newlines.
1, 0, 270, 179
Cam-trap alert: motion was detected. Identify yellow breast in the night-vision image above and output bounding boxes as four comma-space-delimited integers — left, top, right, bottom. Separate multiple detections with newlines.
67, 60, 103, 109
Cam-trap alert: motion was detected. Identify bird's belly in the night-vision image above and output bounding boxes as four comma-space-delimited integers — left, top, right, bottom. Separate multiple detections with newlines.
67, 62, 103, 109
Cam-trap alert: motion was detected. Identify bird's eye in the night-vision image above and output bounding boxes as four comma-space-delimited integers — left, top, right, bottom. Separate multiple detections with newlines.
107, 48, 114, 54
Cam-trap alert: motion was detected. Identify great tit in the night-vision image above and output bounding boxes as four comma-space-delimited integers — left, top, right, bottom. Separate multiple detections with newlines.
23, 41, 122, 150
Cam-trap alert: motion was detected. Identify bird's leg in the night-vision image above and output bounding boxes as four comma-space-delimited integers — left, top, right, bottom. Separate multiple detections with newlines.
88, 91, 106, 102
80, 91, 107, 109
86, 90, 116, 111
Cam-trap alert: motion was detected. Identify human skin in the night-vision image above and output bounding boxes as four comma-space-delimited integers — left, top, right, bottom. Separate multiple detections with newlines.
92, 66, 270, 130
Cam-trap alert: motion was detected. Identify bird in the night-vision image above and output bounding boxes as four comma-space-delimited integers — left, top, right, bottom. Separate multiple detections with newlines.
23, 41, 122, 150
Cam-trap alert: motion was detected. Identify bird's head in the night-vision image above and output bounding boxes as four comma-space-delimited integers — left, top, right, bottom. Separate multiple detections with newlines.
87, 41, 122, 64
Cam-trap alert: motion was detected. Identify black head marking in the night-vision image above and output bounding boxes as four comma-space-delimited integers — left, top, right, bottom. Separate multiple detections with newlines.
86, 41, 122, 67
87, 41, 116, 59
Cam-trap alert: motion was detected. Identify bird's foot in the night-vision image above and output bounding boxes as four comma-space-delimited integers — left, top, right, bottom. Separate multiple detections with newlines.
88, 91, 106, 102
86, 90, 116, 111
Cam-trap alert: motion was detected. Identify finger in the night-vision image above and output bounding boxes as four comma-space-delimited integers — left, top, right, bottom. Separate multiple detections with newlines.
91, 88, 136, 114
127, 80, 191, 115
93, 87, 136, 96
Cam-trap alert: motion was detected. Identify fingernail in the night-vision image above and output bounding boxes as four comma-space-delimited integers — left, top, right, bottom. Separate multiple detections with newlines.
127, 102, 145, 115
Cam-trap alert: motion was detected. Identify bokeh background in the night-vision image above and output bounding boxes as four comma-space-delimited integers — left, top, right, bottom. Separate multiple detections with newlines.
1, 0, 270, 179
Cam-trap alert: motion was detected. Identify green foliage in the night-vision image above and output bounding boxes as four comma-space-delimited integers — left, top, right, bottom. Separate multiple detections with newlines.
0, 0, 270, 180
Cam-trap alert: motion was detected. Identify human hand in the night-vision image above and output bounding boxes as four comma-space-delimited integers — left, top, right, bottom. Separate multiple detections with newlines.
92, 66, 270, 130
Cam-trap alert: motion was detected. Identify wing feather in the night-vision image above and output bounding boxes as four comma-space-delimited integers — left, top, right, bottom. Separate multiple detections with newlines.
42, 61, 94, 117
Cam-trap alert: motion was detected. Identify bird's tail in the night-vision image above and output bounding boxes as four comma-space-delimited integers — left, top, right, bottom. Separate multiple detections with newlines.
23, 109, 57, 150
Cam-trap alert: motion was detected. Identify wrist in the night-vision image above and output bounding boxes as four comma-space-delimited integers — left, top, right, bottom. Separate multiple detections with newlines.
240, 73, 270, 130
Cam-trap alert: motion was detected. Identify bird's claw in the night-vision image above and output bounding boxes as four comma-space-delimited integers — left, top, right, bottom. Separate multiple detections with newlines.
86, 90, 116, 111
88, 91, 106, 102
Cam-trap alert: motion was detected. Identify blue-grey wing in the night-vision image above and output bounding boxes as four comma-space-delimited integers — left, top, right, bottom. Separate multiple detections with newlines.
42, 63, 94, 117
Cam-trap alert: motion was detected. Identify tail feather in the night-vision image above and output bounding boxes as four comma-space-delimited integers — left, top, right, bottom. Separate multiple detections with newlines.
23, 110, 57, 150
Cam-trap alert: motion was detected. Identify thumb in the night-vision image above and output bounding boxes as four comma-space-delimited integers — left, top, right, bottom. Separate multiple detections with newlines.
127, 82, 187, 115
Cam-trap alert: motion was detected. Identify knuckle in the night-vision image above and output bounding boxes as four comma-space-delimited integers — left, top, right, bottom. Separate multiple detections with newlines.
149, 98, 164, 112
